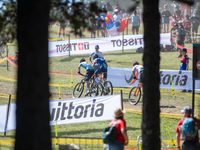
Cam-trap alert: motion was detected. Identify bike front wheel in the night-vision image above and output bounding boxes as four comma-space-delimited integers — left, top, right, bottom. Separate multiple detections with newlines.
103, 81, 113, 95
90, 82, 104, 97
128, 86, 141, 105
72, 82, 84, 98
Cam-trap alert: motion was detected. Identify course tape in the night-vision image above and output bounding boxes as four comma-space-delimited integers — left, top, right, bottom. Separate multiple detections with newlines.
174, 37, 193, 54
0, 138, 177, 146
0, 57, 7, 63
7, 57, 18, 68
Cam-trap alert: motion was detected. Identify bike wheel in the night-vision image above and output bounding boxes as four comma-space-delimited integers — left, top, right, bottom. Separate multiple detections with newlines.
103, 81, 113, 95
0, 46, 7, 58
128, 86, 141, 105
72, 82, 84, 98
90, 82, 104, 97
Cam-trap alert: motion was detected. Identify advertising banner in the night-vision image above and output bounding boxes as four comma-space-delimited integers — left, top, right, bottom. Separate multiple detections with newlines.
48, 33, 170, 57
0, 95, 122, 132
107, 67, 200, 90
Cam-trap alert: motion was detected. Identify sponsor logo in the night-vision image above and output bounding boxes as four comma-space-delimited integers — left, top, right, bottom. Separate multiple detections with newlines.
125, 71, 188, 86
56, 42, 89, 52
111, 38, 143, 47
125, 72, 139, 85
50, 99, 104, 121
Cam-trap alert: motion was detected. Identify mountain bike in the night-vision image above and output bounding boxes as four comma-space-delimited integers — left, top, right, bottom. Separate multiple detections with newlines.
72, 75, 104, 98
128, 81, 142, 105
95, 75, 113, 96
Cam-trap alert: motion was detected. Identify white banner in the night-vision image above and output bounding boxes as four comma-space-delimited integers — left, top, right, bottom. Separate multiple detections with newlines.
107, 67, 200, 90
48, 33, 170, 57
0, 95, 122, 132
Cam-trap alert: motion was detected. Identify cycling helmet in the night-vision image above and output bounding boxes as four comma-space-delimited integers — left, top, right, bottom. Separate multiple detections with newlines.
133, 61, 139, 66
95, 45, 99, 49
181, 48, 187, 53
93, 54, 99, 60
80, 58, 86, 63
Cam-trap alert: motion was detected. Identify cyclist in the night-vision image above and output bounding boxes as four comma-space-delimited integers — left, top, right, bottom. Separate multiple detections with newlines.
89, 45, 104, 71
132, 61, 144, 88
92, 54, 108, 83
78, 58, 94, 96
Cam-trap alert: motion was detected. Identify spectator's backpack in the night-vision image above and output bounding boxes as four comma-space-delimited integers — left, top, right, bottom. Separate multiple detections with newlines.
180, 28, 186, 42
102, 125, 117, 144
136, 47, 144, 53
179, 118, 198, 141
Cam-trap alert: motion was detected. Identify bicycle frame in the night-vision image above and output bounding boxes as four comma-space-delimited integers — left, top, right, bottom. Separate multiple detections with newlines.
133, 84, 141, 97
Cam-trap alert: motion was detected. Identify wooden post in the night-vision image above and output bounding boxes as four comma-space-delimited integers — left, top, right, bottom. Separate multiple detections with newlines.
4, 94, 11, 136
122, 30, 124, 53
7, 45, 8, 71
68, 34, 70, 57
120, 90, 123, 110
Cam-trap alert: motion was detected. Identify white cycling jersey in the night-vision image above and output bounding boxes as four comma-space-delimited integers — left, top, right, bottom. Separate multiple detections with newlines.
132, 65, 144, 73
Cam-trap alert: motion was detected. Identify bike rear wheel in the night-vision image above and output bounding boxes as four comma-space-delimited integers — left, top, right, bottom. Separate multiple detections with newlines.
90, 82, 104, 97
103, 81, 113, 95
72, 82, 84, 98
128, 86, 141, 105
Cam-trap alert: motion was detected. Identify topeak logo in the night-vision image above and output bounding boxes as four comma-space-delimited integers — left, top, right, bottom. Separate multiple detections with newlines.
125, 72, 139, 85
50, 99, 104, 121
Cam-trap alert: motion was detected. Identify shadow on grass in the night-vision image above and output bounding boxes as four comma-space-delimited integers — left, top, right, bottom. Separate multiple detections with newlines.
56, 127, 140, 136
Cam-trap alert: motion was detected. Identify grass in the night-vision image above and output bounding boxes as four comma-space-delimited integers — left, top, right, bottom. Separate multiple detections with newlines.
0, 24, 199, 148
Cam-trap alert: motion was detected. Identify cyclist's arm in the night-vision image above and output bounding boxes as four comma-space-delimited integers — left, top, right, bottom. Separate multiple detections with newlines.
89, 57, 92, 63
132, 69, 136, 77
78, 66, 81, 73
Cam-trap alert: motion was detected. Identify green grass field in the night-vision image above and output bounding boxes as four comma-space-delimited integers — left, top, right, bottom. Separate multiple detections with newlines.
0, 25, 200, 149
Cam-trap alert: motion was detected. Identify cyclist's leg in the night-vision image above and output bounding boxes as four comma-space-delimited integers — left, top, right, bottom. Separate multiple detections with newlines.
139, 71, 144, 92
94, 68, 101, 82
85, 70, 93, 94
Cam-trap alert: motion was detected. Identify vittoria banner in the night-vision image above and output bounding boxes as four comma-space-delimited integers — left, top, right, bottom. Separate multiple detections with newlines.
0, 95, 122, 132
107, 67, 200, 90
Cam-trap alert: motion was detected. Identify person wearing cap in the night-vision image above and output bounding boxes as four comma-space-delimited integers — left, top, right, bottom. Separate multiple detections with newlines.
180, 48, 191, 92
89, 45, 104, 73
107, 108, 129, 150
162, 4, 172, 33
176, 106, 200, 150
191, 12, 200, 43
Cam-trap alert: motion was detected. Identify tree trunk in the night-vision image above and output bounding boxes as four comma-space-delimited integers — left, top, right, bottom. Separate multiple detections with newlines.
142, 0, 161, 149
15, 0, 51, 150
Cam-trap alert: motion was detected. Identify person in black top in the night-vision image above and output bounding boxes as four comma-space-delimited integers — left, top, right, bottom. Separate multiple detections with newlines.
191, 12, 200, 43
162, 4, 172, 33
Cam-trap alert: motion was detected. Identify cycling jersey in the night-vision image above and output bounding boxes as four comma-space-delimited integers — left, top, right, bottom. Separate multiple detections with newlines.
90, 51, 104, 59
79, 62, 94, 71
93, 58, 107, 69
180, 55, 189, 70
132, 65, 144, 83
132, 65, 144, 73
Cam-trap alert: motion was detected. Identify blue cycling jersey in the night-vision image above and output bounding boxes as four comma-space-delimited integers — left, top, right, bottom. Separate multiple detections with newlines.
79, 62, 94, 70
94, 58, 107, 69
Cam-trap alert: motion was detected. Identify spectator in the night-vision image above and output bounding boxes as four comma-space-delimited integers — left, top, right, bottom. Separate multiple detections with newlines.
130, 11, 140, 35
96, 13, 104, 38
101, 10, 107, 37
171, 15, 177, 30
176, 106, 199, 150
90, 15, 96, 38
175, 6, 182, 19
113, 9, 122, 33
194, 5, 200, 18
191, 11, 200, 43
179, 48, 191, 92
58, 15, 67, 39
123, 10, 129, 18
162, 5, 172, 33
173, 23, 184, 58
114, 3, 122, 13
173, 11, 181, 20
159, 8, 162, 31
171, 1, 181, 13
107, 108, 129, 150
183, 14, 191, 43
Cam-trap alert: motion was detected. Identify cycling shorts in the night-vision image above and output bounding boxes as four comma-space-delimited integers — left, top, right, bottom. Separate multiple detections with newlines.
95, 67, 107, 79
85, 69, 94, 81
139, 71, 143, 83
